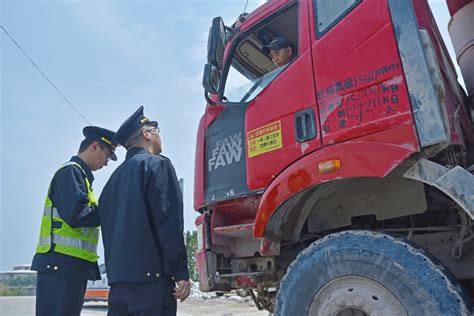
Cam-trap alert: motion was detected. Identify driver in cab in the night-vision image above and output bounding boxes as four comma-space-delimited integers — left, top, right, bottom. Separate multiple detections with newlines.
262, 36, 294, 67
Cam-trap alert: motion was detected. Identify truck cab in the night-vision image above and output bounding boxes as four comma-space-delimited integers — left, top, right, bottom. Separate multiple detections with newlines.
195, 0, 474, 314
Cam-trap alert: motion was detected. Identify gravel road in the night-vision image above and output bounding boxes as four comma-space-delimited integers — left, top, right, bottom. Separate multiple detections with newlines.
0, 296, 269, 316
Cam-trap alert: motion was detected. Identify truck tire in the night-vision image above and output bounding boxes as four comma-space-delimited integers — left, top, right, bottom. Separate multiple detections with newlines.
275, 230, 472, 316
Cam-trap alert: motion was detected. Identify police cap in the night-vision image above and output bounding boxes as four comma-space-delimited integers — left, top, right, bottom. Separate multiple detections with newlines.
83, 126, 118, 161
114, 106, 158, 146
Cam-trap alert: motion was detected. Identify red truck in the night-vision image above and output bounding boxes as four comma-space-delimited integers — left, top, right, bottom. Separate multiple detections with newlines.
194, 0, 474, 314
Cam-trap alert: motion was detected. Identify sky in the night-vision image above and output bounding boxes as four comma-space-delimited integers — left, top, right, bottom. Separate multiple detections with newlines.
0, 0, 462, 271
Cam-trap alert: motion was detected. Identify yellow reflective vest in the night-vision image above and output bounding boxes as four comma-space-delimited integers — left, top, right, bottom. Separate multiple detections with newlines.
36, 162, 99, 262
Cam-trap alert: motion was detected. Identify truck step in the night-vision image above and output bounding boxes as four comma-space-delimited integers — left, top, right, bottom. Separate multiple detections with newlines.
214, 223, 255, 238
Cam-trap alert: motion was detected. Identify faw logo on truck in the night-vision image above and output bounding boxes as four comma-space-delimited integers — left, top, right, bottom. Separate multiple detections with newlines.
208, 132, 243, 171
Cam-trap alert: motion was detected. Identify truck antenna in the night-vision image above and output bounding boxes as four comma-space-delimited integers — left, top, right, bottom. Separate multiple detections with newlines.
242, 0, 249, 14
238, 0, 250, 23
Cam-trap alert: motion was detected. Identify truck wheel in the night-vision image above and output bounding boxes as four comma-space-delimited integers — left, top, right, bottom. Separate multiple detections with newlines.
275, 231, 472, 316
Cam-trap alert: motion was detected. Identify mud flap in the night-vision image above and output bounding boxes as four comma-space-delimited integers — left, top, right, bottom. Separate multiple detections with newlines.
404, 159, 474, 219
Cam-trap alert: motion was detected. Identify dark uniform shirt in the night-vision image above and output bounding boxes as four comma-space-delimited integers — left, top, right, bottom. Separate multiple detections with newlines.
99, 147, 189, 284
31, 156, 101, 281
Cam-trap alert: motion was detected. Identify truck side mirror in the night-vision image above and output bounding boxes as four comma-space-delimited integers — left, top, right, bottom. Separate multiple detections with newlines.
203, 63, 220, 95
207, 17, 225, 69
203, 16, 225, 102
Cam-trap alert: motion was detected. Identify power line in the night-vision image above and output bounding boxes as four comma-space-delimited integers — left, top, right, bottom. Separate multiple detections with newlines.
1, 25, 91, 125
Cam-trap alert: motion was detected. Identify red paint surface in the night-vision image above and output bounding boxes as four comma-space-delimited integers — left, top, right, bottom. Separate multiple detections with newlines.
446, 0, 471, 16
85, 289, 109, 300
195, 250, 208, 287
235, 276, 256, 287
193, 0, 474, 283
234, 0, 290, 34
195, 214, 205, 227
214, 223, 254, 234
195, 214, 206, 253
194, 115, 206, 210
309, 0, 415, 147
245, 0, 321, 191
194, 214, 209, 288
191, 0, 474, 297
254, 123, 418, 238
187, 0, 474, 292
260, 238, 280, 256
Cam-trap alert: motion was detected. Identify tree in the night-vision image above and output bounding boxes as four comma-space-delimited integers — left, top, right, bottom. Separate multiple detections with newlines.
185, 230, 198, 281
0, 274, 36, 296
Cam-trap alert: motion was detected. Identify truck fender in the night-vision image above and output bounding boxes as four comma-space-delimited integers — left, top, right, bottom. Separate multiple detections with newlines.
403, 158, 474, 219
254, 141, 417, 238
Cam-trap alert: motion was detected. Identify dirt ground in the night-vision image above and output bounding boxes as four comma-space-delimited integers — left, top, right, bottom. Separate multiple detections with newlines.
0, 296, 269, 316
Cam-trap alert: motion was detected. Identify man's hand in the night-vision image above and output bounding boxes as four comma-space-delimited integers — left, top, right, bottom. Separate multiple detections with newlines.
174, 280, 191, 302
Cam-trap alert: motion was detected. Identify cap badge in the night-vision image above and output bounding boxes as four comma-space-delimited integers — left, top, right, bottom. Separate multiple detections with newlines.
101, 137, 117, 150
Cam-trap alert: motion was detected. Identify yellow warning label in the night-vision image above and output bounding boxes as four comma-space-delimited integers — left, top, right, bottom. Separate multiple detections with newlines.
247, 121, 283, 158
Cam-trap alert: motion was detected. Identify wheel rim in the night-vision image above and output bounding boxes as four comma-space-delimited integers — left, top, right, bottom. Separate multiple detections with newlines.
308, 276, 408, 316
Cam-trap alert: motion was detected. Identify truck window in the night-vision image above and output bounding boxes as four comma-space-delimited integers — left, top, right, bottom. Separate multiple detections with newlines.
223, 4, 298, 103
314, 0, 361, 36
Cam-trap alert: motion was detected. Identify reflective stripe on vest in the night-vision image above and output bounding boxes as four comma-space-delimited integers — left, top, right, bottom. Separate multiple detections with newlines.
35, 161, 99, 262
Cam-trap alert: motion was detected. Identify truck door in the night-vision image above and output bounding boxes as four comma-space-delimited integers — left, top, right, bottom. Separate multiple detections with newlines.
218, 0, 321, 193
308, 0, 415, 146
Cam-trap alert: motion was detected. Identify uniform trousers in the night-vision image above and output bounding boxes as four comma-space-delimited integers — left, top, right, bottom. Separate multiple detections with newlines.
36, 272, 88, 316
108, 280, 177, 316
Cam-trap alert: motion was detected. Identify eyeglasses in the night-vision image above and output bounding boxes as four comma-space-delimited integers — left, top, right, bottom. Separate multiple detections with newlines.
100, 146, 113, 161
145, 127, 160, 134
104, 149, 113, 161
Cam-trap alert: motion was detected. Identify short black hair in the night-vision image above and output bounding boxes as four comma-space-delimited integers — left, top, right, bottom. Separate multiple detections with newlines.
124, 123, 155, 150
79, 138, 95, 153
78, 138, 108, 153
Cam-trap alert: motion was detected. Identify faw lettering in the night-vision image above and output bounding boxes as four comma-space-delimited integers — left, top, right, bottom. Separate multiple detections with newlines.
208, 133, 242, 171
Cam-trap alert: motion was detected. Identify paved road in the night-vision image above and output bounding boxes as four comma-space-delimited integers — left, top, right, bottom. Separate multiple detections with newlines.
0, 296, 269, 316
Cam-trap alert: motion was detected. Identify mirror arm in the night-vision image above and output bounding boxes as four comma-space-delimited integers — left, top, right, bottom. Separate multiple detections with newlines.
205, 91, 216, 105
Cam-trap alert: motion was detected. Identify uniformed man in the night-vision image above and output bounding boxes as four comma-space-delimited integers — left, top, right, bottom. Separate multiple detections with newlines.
32, 126, 117, 316
99, 106, 190, 315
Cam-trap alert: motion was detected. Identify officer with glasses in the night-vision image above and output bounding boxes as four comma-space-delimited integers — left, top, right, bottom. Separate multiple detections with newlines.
32, 126, 117, 316
99, 106, 190, 315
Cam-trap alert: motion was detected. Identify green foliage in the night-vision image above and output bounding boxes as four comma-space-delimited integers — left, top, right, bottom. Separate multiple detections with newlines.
186, 230, 198, 281
0, 284, 9, 296
0, 274, 36, 296
0, 287, 24, 296
2, 274, 36, 287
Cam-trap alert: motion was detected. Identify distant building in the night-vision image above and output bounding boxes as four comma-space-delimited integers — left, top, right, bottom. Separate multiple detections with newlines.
12, 264, 32, 271
0, 264, 36, 277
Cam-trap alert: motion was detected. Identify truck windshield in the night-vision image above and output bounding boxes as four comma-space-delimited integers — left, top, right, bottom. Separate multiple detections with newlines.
225, 64, 287, 103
